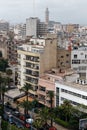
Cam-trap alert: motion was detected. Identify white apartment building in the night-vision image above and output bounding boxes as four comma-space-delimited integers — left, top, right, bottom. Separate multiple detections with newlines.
55, 74, 87, 107
14, 23, 26, 40
71, 46, 87, 79
26, 17, 39, 37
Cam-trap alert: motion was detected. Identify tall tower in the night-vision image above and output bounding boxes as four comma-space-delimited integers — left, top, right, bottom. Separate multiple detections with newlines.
45, 8, 49, 24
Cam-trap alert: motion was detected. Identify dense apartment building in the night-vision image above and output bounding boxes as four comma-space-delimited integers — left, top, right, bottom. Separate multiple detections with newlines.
66, 24, 79, 33
17, 34, 57, 99
71, 45, 87, 79
0, 35, 7, 59
26, 17, 47, 37
0, 20, 9, 32
14, 23, 26, 40
57, 47, 71, 69
7, 39, 24, 64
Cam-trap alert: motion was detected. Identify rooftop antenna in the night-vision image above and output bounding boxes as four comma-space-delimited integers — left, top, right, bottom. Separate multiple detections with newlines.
33, 0, 35, 17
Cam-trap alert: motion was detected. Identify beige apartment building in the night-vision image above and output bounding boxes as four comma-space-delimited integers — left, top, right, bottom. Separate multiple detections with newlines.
17, 34, 57, 99
57, 47, 71, 70
38, 68, 64, 107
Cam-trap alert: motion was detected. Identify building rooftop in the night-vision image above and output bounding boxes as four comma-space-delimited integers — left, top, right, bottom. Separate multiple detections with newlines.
40, 68, 87, 92
5, 88, 25, 100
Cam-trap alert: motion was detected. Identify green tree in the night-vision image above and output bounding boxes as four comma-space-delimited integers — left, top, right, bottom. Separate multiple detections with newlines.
0, 74, 3, 100
33, 118, 43, 130
6, 69, 13, 88
38, 107, 49, 127
20, 83, 31, 114
6, 69, 12, 76
47, 90, 54, 126
0, 59, 8, 72
19, 100, 31, 125
0, 82, 8, 114
60, 100, 72, 122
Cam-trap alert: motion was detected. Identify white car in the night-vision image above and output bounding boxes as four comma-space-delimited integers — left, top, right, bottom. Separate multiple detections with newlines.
26, 118, 34, 124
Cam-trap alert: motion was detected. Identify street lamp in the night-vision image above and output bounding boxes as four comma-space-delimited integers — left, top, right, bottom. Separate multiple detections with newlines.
0, 116, 2, 130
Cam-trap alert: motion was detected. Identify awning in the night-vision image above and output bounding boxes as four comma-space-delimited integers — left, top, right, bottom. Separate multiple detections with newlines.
17, 96, 34, 103
5, 88, 25, 100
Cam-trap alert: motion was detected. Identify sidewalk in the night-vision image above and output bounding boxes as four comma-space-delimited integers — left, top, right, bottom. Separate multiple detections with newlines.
53, 122, 69, 130
11, 102, 69, 130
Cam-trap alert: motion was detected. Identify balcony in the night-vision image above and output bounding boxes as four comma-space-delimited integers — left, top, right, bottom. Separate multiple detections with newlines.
26, 56, 40, 63
29, 89, 37, 95
25, 71, 39, 77
24, 64, 39, 71
37, 90, 46, 96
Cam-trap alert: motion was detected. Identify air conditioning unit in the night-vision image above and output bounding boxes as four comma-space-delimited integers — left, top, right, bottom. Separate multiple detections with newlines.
82, 80, 85, 85
76, 79, 79, 83
79, 79, 82, 84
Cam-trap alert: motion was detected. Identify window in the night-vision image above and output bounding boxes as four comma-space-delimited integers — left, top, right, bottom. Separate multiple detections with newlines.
81, 53, 83, 55
66, 54, 69, 57
85, 55, 87, 59
74, 54, 77, 58
66, 61, 69, 63
61, 56, 64, 58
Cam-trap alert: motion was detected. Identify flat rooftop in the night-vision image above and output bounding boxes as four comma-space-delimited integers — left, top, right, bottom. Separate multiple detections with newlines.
40, 68, 87, 92
5, 88, 25, 100
56, 79, 87, 92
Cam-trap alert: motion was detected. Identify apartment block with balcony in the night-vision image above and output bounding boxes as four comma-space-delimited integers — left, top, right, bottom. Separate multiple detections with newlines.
17, 34, 58, 99
71, 45, 87, 79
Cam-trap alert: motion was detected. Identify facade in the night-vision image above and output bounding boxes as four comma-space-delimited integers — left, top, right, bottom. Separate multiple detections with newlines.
17, 34, 57, 99
38, 22, 47, 37
38, 69, 64, 107
0, 20, 9, 32
26, 17, 39, 37
14, 23, 26, 40
57, 47, 71, 70
71, 46, 87, 79
66, 24, 79, 33
26, 17, 47, 37
55, 74, 87, 107
0, 36, 7, 59
7, 39, 22, 64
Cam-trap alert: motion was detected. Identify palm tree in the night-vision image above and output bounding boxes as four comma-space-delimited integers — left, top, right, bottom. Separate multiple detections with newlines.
1, 82, 8, 107
61, 100, 72, 122
0, 74, 3, 100
38, 107, 50, 129
0, 81, 8, 117
47, 90, 54, 127
6, 69, 13, 89
33, 118, 43, 130
20, 83, 31, 114
19, 100, 31, 125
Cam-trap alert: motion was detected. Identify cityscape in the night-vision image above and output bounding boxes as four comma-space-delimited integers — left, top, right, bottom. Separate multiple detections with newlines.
1, 0, 87, 130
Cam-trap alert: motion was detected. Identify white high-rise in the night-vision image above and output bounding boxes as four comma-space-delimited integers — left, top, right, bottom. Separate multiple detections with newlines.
26, 17, 39, 37
26, 17, 47, 37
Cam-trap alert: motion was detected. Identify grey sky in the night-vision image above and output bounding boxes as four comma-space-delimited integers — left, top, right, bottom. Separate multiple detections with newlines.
0, 0, 87, 24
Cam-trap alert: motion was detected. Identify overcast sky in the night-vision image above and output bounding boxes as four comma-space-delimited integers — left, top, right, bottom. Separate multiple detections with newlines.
0, 0, 87, 24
